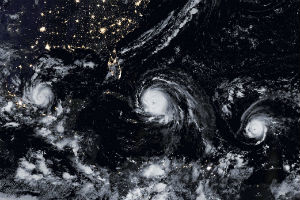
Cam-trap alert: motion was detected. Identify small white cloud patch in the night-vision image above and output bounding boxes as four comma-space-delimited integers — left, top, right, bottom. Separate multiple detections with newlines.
142, 164, 165, 178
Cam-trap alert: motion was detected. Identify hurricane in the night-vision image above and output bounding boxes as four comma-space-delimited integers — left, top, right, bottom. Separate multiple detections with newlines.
132, 70, 216, 155
235, 98, 299, 150
23, 81, 54, 109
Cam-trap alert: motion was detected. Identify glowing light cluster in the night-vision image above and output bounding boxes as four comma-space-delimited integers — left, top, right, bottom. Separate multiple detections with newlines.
31, 0, 150, 52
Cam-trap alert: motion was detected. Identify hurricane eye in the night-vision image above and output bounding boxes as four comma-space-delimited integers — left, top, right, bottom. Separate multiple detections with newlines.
141, 88, 169, 116
245, 118, 267, 139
